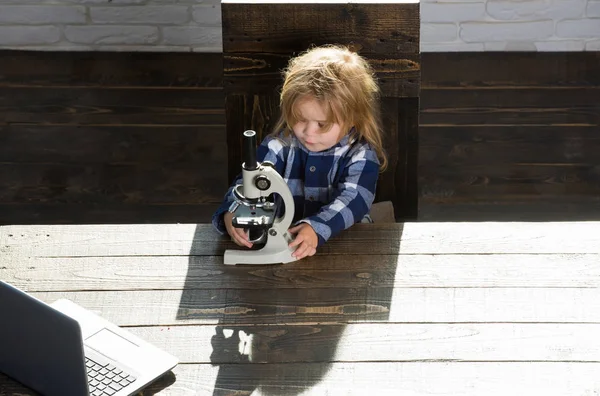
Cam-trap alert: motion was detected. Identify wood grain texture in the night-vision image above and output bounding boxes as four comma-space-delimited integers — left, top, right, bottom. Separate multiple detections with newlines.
224, 52, 421, 98
222, 3, 420, 55
0, 51, 223, 88
120, 323, 600, 363
420, 126, 600, 165
225, 93, 280, 183
0, 87, 225, 125
419, 163, 600, 200
421, 52, 600, 88
0, 124, 227, 209
420, 88, 600, 126
3, 222, 600, 258
5, 253, 600, 291
0, 162, 226, 204
3, 50, 599, 224
4, 321, 588, 365
0, 125, 225, 164
3, 221, 600, 395
418, 201, 600, 222
6, 362, 600, 396
419, 52, 600, 221
26, 287, 600, 326
0, 204, 220, 226
0, 51, 225, 224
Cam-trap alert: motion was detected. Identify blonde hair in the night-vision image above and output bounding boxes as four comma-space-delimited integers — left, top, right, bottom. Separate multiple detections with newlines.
272, 44, 387, 171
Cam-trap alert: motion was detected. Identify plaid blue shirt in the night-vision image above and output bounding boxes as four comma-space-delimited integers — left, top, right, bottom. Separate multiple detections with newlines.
212, 130, 380, 246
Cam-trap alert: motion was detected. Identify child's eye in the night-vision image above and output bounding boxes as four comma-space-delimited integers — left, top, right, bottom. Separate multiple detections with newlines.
318, 123, 324, 128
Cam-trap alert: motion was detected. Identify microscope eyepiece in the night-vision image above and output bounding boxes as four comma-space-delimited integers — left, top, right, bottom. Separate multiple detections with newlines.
242, 130, 258, 171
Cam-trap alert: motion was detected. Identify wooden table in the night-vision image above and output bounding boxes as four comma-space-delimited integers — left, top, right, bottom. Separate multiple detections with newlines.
2, 222, 600, 395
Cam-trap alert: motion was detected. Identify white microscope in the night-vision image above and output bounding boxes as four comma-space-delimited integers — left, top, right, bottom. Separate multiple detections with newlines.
223, 130, 297, 265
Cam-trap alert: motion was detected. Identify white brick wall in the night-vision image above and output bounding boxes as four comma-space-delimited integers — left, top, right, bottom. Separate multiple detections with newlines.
0, 0, 222, 52
422, 0, 599, 51
0, 0, 597, 52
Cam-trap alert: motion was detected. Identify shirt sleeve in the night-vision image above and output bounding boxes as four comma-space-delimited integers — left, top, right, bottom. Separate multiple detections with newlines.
299, 145, 380, 246
211, 134, 287, 234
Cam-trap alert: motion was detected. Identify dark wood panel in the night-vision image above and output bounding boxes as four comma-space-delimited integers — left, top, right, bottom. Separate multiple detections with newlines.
375, 97, 419, 219
0, 125, 225, 164
400, 97, 420, 219
224, 52, 421, 98
420, 163, 600, 201
3, 51, 598, 224
222, 3, 420, 55
0, 125, 227, 209
421, 52, 600, 87
420, 105, 600, 126
0, 51, 226, 224
225, 93, 281, 182
420, 126, 600, 165
375, 98, 400, 210
421, 87, 599, 111
0, 87, 225, 125
0, 203, 219, 225
0, 51, 223, 88
420, 84, 599, 128
419, 200, 600, 221
0, 162, 227, 205
419, 52, 600, 221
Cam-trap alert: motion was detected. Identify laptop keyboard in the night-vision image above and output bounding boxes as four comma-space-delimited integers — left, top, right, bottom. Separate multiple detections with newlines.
86, 356, 137, 396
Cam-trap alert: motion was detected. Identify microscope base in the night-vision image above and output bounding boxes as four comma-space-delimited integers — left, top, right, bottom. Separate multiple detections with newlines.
224, 232, 297, 265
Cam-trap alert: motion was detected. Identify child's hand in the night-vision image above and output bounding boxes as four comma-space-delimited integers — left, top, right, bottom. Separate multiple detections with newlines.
288, 223, 318, 259
224, 211, 253, 248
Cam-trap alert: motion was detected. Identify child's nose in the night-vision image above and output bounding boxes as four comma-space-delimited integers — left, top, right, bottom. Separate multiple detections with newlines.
305, 123, 319, 136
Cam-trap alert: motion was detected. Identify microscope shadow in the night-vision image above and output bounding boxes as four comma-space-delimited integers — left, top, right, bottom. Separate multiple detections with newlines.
177, 223, 402, 395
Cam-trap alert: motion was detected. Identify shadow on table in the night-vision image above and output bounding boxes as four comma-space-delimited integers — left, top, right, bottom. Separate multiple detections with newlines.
176, 221, 403, 395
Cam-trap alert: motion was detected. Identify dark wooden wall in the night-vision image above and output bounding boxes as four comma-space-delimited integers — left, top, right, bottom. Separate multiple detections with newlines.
420, 52, 600, 221
1, 50, 599, 225
0, 51, 227, 224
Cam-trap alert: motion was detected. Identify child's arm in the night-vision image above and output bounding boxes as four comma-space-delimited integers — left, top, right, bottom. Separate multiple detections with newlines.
296, 145, 379, 247
211, 135, 287, 235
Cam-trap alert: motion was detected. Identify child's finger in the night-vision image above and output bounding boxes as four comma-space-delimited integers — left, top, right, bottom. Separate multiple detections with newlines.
230, 232, 246, 247
288, 224, 301, 234
289, 234, 304, 248
292, 242, 309, 259
233, 228, 253, 248
233, 227, 247, 240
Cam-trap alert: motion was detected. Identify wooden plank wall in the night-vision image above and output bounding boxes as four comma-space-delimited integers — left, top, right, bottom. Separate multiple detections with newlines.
1, 51, 599, 225
0, 51, 227, 225
419, 52, 600, 221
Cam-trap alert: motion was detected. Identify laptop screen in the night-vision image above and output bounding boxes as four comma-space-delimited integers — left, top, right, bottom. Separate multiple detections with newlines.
0, 281, 90, 396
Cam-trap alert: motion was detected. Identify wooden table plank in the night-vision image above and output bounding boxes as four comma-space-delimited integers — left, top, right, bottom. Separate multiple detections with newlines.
82, 322, 600, 363
6, 362, 600, 396
3, 253, 600, 291
29, 287, 600, 326
3, 222, 599, 257
136, 362, 600, 396
3, 222, 600, 395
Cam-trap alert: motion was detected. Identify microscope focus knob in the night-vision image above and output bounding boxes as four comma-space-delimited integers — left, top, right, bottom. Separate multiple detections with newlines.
254, 175, 271, 191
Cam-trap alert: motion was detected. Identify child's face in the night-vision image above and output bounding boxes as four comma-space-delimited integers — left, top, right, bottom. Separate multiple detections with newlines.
291, 96, 344, 152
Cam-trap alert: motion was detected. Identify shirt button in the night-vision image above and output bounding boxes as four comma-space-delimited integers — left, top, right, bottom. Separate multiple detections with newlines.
309, 166, 316, 172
